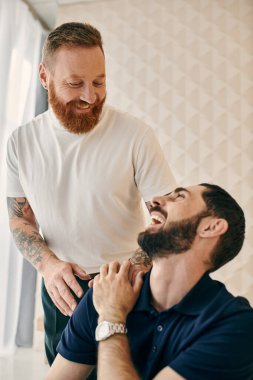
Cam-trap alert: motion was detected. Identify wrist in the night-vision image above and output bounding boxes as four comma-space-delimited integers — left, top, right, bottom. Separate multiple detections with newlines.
98, 314, 127, 324
37, 252, 59, 274
96, 320, 127, 341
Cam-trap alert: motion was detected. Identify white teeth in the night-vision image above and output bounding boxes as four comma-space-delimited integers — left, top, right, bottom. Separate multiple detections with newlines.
151, 214, 165, 224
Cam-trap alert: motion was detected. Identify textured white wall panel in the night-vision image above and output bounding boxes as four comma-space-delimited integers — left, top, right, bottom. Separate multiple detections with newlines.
57, 0, 253, 304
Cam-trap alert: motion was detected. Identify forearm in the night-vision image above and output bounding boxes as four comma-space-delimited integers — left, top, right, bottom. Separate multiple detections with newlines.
9, 217, 56, 271
7, 196, 57, 272
98, 335, 140, 380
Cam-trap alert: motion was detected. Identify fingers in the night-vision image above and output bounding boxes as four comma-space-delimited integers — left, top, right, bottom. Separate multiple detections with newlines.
47, 270, 83, 316
100, 261, 120, 277
48, 282, 76, 317
44, 261, 90, 316
108, 261, 120, 275
92, 260, 142, 321
72, 263, 91, 280
48, 291, 68, 317
63, 271, 84, 298
99, 261, 131, 280
100, 263, 109, 277
129, 267, 139, 286
118, 260, 131, 279
133, 271, 144, 294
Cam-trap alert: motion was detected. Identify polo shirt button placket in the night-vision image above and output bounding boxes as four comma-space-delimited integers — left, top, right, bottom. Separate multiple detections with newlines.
152, 345, 157, 352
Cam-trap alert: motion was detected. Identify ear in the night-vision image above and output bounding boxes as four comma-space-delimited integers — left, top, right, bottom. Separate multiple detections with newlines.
198, 217, 228, 238
39, 63, 48, 90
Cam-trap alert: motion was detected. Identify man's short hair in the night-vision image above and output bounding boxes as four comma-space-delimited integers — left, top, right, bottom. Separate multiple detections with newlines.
200, 183, 245, 271
42, 22, 103, 65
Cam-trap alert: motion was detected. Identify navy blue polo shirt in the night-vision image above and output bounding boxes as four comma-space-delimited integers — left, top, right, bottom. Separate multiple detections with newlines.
57, 272, 253, 380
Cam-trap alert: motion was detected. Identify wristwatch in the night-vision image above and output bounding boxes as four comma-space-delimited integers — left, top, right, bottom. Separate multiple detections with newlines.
95, 321, 127, 341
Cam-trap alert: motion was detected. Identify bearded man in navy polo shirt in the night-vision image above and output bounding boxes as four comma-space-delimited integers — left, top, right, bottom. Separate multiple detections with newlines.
46, 183, 253, 380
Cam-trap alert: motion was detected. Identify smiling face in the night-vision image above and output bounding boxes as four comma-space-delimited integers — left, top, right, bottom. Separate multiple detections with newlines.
147, 186, 207, 233
138, 186, 210, 258
39, 45, 106, 133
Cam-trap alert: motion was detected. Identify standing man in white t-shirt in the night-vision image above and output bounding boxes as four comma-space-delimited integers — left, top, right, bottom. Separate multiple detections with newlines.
6, 22, 176, 368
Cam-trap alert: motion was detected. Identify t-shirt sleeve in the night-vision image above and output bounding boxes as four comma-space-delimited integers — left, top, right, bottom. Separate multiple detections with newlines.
6, 133, 26, 197
57, 289, 98, 365
134, 127, 177, 202
169, 310, 253, 380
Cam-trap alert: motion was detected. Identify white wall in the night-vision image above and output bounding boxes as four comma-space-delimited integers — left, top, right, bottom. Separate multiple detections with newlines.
56, 0, 253, 303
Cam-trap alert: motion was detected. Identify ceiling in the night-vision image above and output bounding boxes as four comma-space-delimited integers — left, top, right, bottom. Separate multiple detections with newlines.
23, 0, 98, 30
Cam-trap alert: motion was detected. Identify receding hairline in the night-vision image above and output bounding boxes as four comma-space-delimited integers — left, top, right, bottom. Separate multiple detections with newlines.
42, 22, 104, 65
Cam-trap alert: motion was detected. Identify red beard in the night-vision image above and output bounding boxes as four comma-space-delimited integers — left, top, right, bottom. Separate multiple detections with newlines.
48, 82, 106, 134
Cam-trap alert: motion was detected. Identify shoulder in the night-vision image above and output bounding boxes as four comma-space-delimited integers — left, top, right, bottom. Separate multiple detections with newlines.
170, 288, 253, 379
103, 104, 152, 135
199, 284, 253, 362
72, 288, 98, 329
61, 288, 97, 344
182, 275, 253, 344
57, 288, 97, 365
211, 279, 253, 319
8, 110, 50, 141
201, 278, 253, 332
220, 294, 253, 331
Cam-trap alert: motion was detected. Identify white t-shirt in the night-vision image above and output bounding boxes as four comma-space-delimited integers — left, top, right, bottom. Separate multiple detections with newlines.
6, 105, 176, 273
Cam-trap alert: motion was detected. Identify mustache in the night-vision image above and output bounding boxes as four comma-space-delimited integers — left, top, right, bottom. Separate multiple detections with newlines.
149, 205, 167, 220
66, 99, 94, 108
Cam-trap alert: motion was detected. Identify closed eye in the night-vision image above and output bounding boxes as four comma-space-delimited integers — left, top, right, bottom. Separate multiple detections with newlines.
68, 82, 82, 87
174, 192, 186, 201
93, 81, 104, 87
172, 187, 189, 201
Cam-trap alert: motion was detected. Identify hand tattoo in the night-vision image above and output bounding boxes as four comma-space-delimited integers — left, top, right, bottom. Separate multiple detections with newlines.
129, 248, 152, 267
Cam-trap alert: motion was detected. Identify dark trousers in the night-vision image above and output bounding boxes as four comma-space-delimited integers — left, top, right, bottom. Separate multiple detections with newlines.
41, 278, 97, 379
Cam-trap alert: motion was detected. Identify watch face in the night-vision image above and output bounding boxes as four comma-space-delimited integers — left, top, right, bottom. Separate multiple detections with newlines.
96, 321, 111, 341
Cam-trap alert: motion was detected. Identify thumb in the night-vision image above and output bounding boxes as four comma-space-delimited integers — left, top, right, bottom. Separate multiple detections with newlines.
88, 279, 94, 288
71, 263, 91, 280
133, 271, 144, 294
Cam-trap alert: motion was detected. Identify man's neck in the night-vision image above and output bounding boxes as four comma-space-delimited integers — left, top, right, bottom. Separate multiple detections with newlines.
149, 253, 206, 312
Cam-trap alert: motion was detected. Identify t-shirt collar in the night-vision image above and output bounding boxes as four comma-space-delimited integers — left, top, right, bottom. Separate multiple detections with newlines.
48, 104, 107, 131
48, 107, 65, 130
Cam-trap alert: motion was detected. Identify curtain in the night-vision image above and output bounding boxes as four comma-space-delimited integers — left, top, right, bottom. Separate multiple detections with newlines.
0, 0, 44, 355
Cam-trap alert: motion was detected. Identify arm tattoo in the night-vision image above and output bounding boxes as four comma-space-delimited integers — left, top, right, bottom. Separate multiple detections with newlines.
130, 248, 152, 267
12, 228, 46, 266
7, 197, 27, 218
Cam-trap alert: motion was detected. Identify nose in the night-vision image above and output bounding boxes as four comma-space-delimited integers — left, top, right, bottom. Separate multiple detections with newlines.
80, 83, 96, 104
150, 195, 167, 208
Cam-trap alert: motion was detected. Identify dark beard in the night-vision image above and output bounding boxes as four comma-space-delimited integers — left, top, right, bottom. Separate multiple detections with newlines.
138, 211, 209, 259
48, 82, 106, 134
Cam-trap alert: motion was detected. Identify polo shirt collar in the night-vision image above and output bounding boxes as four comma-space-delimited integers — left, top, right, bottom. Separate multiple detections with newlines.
133, 272, 153, 312
134, 271, 221, 316
173, 272, 221, 315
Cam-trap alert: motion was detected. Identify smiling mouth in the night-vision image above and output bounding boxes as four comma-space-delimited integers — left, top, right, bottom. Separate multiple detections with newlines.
148, 212, 166, 231
76, 103, 90, 109
151, 214, 164, 225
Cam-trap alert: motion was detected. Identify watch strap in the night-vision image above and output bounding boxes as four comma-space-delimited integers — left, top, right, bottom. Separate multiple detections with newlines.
95, 320, 127, 341
109, 322, 127, 334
